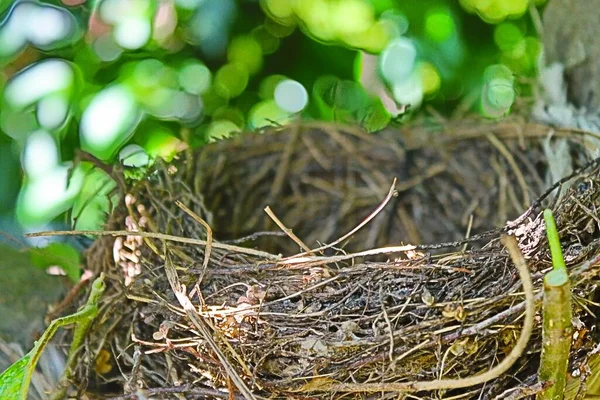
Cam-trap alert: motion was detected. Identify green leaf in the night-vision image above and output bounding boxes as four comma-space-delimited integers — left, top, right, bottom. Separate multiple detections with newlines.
0, 352, 32, 400
356, 100, 391, 133
30, 243, 81, 283
71, 164, 118, 232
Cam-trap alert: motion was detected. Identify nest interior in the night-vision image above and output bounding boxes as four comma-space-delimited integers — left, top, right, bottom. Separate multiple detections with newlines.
75, 119, 600, 399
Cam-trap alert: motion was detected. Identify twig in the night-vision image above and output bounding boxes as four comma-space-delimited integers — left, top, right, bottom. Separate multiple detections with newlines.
486, 132, 530, 210
379, 286, 395, 362
24, 229, 279, 260
283, 178, 398, 260
175, 200, 213, 283
264, 206, 313, 254
461, 214, 474, 253
280, 244, 416, 267
441, 245, 600, 345
124, 346, 142, 394
268, 126, 298, 199
45, 274, 93, 322
221, 231, 287, 244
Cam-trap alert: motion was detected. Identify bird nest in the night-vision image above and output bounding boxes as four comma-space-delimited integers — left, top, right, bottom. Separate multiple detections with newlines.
70, 119, 600, 399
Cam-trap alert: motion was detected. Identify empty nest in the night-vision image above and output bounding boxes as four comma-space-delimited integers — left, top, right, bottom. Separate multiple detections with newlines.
71, 119, 600, 399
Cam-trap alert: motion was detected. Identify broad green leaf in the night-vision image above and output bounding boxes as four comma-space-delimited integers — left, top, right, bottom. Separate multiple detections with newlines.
0, 352, 32, 399
71, 164, 119, 232
357, 101, 391, 133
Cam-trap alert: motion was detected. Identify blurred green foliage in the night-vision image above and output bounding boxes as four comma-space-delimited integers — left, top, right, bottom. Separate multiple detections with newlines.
0, 0, 546, 243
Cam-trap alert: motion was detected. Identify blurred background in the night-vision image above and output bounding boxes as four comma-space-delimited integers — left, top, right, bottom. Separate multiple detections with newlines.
0, 0, 547, 246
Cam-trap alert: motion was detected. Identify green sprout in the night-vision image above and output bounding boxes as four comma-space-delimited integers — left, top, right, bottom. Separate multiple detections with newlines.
538, 209, 572, 400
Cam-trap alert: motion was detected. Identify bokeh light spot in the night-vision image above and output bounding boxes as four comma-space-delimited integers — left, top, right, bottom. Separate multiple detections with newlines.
214, 63, 249, 99
213, 107, 245, 127
332, 0, 374, 37
482, 64, 515, 118
37, 94, 69, 130
392, 75, 423, 107
264, 17, 296, 37
252, 25, 280, 54
380, 10, 409, 38
259, 75, 287, 99
227, 35, 263, 75
380, 38, 417, 84
114, 17, 152, 50
349, 20, 390, 53
418, 62, 441, 95
189, 0, 238, 59
17, 164, 84, 225
93, 33, 123, 61
494, 22, 524, 53
296, 0, 335, 41
0, 2, 78, 59
483, 63, 514, 82
80, 85, 141, 160
459, 0, 528, 23
425, 8, 455, 42
274, 79, 308, 113
133, 59, 164, 88
5, 60, 73, 108
263, 0, 294, 19
27, 4, 74, 47
175, 0, 203, 10
179, 62, 211, 94
22, 130, 59, 179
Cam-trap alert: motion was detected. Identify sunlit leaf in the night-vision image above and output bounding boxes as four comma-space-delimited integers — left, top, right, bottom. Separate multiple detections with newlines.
0, 351, 32, 399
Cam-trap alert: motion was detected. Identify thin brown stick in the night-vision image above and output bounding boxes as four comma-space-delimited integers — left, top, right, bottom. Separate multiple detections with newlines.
268, 126, 298, 198
175, 200, 213, 282
395, 163, 446, 192
280, 244, 417, 267
320, 234, 535, 393
264, 206, 313, 254
283, 178, 398, 260
24, 229, 279, 260
486, 133, 530, 209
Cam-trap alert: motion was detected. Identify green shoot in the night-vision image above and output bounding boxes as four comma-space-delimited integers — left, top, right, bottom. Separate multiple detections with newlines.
543, 209, 566, 272
538, 209, 572, 400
